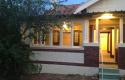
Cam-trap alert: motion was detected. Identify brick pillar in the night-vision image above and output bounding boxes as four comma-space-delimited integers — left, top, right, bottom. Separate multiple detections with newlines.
83, 43, 99, 67
118, 46, 125, 69
123, 24, 125, 43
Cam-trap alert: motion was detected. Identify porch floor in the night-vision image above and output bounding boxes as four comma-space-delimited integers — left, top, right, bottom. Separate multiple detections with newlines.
99, 51, 118, 69
99, 51, 115, 63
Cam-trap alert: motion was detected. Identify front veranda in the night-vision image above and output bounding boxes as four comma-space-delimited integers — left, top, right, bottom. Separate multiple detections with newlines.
31, 13, 125, 69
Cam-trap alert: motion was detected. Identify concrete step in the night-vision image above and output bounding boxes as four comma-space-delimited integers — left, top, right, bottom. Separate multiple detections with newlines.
99, 73, 120, 76
99, 74, 120, 79
99, 68, 119, 73
99, 62, 117, 64
99, 68, 120, 80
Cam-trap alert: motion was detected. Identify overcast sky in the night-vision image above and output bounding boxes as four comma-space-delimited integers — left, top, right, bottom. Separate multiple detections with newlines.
63, 0, 88, 5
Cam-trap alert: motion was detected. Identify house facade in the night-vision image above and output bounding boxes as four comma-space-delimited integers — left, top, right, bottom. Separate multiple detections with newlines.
31, 0, 125, 75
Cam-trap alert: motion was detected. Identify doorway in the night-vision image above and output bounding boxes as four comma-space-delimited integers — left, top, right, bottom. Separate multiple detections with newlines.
100, 32, 115, 63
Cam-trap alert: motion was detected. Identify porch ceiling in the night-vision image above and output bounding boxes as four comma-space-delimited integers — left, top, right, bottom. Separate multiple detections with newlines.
88, 12, 125, 19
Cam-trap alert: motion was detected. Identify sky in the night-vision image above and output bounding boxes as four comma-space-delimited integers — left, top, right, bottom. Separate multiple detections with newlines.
63, 0, 88, 5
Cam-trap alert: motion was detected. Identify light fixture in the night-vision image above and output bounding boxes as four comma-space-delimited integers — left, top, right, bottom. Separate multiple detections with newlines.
99, 13, 114, 19
102, 27, 107, 31
63, 22, 69, 30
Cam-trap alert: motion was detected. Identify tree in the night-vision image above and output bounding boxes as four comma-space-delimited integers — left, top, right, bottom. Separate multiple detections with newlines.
0, 0, 67, 80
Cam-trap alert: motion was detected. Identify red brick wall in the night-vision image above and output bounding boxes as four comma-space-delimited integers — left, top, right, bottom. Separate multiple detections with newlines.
123, 25, 125, 43
118, 47, 125, 69
84, 46, 99, 67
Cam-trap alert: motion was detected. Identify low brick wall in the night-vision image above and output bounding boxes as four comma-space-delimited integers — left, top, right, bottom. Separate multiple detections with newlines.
31, 47, 85, 66
32, 46, 99, 67
31, 47, 99, 75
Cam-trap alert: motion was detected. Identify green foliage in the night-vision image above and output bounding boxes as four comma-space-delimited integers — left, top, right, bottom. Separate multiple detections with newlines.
0, 0, 68, 80
0, 1, 33, 78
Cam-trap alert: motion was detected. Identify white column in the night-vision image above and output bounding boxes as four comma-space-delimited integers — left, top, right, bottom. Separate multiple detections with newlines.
71, 22, 74, 47
83, 19, 89, 43
50, 30, 53, 47
60, 28, 63, 47
82, 23, 84, 45
95, 19, 99, 43
114, 28, 116, 56
120, 17, 123, 43
30, 28, 34, 47
114, 27, 117, 47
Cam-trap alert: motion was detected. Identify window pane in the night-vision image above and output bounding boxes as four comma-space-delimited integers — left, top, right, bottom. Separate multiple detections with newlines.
45, 33, 50, 46
74, 31, 79, 46
73, 22, 82, 46
53, 30, 60, 46
89, 25, 95, 42
33, 31, 40, 44
89, 19, 96, 43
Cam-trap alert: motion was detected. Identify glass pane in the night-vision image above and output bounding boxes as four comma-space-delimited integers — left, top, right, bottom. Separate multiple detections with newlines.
33, 31, 40, 44
53, 30, 60, 46
45, 33, 50, 46
73, 22, 82, 46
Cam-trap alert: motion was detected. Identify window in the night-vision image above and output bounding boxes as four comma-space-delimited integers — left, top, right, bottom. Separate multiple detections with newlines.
53, 30, 60, 46
33, 31, 41, 45
45, 33, 50, 46
89, 25, 95, 42
73, 22, 82, 46
89, 19, 96, 43
74, 30, 80, 46
33, 29, 50, 46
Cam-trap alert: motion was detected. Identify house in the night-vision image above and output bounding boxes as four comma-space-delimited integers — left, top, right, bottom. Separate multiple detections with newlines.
30, 0, 125, 76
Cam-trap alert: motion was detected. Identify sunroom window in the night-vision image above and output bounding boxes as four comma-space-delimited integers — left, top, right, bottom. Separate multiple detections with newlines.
53, 28, 60, 46
73, 22, 82, 46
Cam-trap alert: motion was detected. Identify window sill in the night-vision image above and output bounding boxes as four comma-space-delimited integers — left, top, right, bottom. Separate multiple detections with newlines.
31, 45, 84, 53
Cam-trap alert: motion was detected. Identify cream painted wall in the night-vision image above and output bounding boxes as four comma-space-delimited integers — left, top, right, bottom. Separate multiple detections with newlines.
40, 64, 98, 75
120, 69, 125, 76
63, 32, 71, 46
31, 51, 84, 64
87, 0, 125, 13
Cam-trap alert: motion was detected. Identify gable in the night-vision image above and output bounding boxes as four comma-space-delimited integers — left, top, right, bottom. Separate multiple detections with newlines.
74, 0, 99, 14
87, 0, 125, 13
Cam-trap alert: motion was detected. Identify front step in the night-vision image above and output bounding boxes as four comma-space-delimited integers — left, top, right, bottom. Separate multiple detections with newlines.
99, 68, 120, 80
99, 68, 119, 73
99, 62, 118, 69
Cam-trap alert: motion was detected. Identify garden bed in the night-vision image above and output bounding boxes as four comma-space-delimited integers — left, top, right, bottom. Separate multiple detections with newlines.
25, 73, 98, 80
